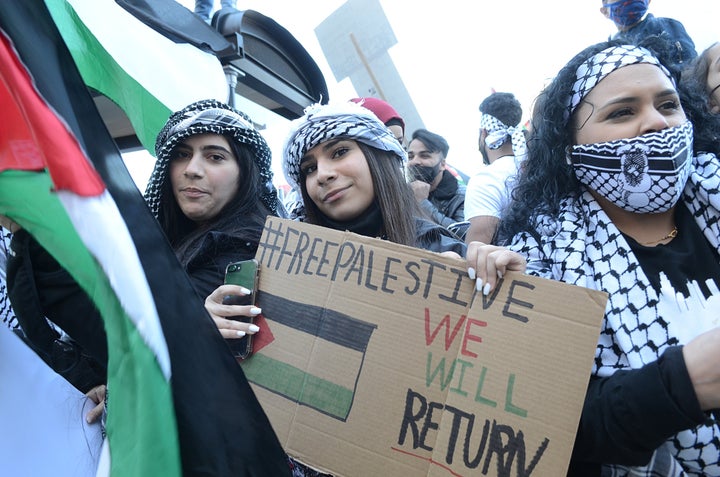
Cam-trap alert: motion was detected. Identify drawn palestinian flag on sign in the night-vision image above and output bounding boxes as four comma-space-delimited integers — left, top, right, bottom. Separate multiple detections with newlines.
0, 2, 289, 476
244, 292, 377, 420
242, 217, 378, 421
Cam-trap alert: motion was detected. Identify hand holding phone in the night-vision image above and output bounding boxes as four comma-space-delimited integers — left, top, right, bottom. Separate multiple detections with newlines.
222, 259, 259, 360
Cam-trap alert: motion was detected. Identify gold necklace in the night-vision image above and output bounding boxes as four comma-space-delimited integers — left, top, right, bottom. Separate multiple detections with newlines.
641, 226, 678, 246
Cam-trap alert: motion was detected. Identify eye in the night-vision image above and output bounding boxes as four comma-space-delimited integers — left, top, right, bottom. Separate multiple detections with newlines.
659, 99, 681, 112
331, 146, 350, 159
606, 107, 633, 120
171, 149, 191, 161
300, 161, 317, 176
208, 152, 227, 162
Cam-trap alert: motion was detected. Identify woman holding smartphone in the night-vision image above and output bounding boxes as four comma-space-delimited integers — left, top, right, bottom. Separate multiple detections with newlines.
147, 99, 278, 341
5, 99, 278, 393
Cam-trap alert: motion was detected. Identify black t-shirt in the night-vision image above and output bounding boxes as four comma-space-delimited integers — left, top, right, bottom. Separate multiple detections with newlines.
624, 203, 720, 299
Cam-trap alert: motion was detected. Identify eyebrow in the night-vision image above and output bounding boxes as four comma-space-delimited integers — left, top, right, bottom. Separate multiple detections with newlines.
176, 142, 232, 155
599, 88, 678, 107
301, 138, 346, 163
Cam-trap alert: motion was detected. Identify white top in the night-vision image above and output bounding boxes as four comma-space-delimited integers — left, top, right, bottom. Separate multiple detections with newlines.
463, 155, 521, 220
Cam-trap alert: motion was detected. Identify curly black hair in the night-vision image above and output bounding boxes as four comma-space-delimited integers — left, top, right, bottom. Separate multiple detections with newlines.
497, 35, 717, 244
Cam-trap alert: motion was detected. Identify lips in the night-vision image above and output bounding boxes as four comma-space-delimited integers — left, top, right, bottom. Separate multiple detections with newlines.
180, 187, 208, 198
322, 185, 350, 203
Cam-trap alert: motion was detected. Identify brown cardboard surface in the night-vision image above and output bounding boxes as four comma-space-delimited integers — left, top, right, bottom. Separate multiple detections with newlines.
242, 217, 608, 477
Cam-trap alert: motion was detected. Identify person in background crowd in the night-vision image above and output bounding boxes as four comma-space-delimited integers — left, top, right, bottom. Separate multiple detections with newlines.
464, 92, 527, 244
469, 38, 720, 476
350, 96, 406, 146
406, 128, 466, 236
600, 0, 696, 67
193, 0, 237, 23
683, 41, 720, 114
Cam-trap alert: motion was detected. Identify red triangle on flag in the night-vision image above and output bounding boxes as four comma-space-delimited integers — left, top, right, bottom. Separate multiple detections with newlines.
0, 32, 104, 197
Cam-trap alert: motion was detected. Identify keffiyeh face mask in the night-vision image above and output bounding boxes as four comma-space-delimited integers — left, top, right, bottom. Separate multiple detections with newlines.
568, 121, 694, 213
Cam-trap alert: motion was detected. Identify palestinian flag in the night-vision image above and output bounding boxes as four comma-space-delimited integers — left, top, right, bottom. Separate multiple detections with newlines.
0, 2, 289, 476
46, 0, 229, 153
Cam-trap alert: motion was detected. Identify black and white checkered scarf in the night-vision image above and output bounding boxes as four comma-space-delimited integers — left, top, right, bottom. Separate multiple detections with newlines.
479, 112, 527, 158
145, 99, 277, 217
282, 102, 407, 191
565, 44, 673, 123
509, 152, 720, 476
0, 228, 17, 329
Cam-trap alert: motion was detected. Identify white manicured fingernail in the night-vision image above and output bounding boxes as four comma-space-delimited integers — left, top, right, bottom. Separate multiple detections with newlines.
236, 330, 246, 337
250, 307, 261, 315
497, 270, 503, 279
476, 278, 483, 292
483, 282, 491, 296
248, 324, 260, 333
239, 287, 251, 295
468, 267, 476, 280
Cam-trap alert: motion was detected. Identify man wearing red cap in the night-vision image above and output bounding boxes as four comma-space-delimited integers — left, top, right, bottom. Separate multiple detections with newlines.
350, 97, 405, 146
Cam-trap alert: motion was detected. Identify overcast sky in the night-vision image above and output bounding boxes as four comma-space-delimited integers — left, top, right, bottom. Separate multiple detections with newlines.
128, 0, 718, 188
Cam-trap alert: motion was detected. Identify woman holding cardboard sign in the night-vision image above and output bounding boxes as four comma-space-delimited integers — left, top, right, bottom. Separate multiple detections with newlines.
467, 38, 720, 475
280, 101, 466, 256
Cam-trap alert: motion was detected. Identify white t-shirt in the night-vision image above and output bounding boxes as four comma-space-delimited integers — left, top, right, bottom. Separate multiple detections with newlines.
463, 155, 521, 221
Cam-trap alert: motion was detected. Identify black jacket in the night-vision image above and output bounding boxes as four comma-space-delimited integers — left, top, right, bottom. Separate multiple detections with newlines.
420, 170, 466, 228
615, 14, 697, 67
415, 217, 466, 256
6, 229, 258, 392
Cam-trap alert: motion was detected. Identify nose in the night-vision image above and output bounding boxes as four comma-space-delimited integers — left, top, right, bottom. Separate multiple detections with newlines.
641, 107, 671, 135
183, 153, 204, 178
315, 158, 336, 184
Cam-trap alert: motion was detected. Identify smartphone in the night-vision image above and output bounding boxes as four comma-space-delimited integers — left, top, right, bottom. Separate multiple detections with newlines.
223, 258, 259, 360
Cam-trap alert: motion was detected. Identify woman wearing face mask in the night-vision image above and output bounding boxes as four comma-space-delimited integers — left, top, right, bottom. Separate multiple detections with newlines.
468, 39, 720, 476
282, 102, 466, 256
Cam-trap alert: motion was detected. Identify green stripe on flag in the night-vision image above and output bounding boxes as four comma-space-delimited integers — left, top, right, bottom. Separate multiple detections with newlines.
242, 353, 355, 420
0, 170, 181, 476
45, 0, 171, 153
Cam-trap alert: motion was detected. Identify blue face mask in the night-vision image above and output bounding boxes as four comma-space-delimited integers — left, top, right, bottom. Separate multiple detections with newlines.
605, 0, 648, 28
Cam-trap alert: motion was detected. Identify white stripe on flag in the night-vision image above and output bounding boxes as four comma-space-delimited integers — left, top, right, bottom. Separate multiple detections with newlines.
58, 190, 171, 378
66, 0, 228, 111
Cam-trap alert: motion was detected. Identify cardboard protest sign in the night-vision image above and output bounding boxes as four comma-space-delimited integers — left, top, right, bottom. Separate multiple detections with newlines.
242, 217, 608, 477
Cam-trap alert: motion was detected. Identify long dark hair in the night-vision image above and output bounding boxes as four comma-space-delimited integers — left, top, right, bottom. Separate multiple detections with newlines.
498, 36, 710, 244
681, 42, 720, 155
158, 136, 273, 266
299, 140, 419, 246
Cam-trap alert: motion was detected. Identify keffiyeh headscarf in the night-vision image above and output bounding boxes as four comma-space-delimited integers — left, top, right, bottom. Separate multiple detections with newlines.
565, 44, 674, 123
282, 102, 407, 190
479, 112, 527, 157
145, 99, 277, 217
